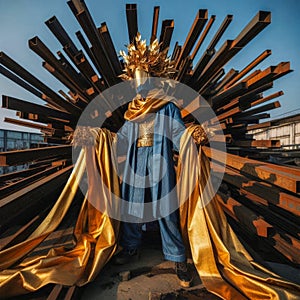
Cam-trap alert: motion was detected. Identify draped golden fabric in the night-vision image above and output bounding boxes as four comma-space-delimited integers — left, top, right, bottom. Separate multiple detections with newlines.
0, 112, 300, 298
0, 129, 120, 298
124, 88, 178, 121
178, 126, 300, 299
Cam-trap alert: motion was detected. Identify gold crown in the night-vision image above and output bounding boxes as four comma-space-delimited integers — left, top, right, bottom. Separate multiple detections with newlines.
119, 32, 177, 80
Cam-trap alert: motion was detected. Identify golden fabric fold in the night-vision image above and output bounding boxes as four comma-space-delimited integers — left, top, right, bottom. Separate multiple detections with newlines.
178, 126, 300, 299
124, 88, 177, 121
0, 123, 300, 299
0, 129, 120, 298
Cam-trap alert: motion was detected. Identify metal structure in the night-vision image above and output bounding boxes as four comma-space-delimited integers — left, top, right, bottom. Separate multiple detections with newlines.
0, 1, 299, 298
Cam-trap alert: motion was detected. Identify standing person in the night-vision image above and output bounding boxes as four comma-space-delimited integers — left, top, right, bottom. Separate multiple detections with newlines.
113, 34, 197, 288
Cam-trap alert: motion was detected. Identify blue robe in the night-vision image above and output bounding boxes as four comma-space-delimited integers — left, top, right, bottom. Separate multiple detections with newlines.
117, 102, 186, 220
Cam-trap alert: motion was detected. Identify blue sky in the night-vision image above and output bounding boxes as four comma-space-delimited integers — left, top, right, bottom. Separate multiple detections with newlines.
0, 0, 299, 131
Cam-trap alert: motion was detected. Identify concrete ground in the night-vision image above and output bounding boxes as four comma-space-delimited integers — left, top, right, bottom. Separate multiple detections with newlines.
80, 230, 221, 300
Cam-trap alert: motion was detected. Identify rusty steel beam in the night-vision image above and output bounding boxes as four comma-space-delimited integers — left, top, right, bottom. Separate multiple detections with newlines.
0, 52, 79, 114
232, 11, 271, 48
98, 22, 123, 76
0, 166, 62, 199
213, 164, 300, 217
175, 9, 208, 68
0, 166, 72, 230
57, 51, 94, 94
206, 14, 233, 52
224, 49, 272, 89
246, 62, 291, 90
196, 12, 271, 93
73, 51, 101, 96
204, 146, 300, 193
0, 215, 40, 250
0, 145, 72, 166
68, 0, 117, 86
0, 165, 48, 183
233, 139, 281, 148
75, 30, 105, 90
217, 192, 300, 263
42, 61, 90, 105
126, 3, 138, 43
235, 113, 270, 123
240, 90, 284, 110
234, 100, 281, 119
45, 16, 79, 59
29, 37, 91, 103
171, 42, 182, 62
191, 15, 216, 60
176, 56, 193, 82
150, 6, 160, 43
190, 14, 233, 84
210, 68, 238, 94
4, 117, 49, 135
211, 81, 248, 108
195, 39, 234, 91
159, 19, 174, 51
0, 65, 43, 100
217, 191, 273, 238
2, 95, 73, 123
247, 121, 272, 131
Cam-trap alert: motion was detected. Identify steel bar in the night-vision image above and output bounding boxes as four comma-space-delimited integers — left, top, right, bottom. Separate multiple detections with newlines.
232, 11, 271, 48
189, 14, 233, 85
233, 139, 281, 148
0, 65, 43, 100
240, 91, 284, 110
217, 192, 300, 263
29, 37, 90, 103
57, 51, 93, 95
204, 146, 300, 193
206, 14, 233, 51
210, 68, 238, 94
98, 22, 123, 75
4, 118, 50, 134
0, 165, 48, 183
42, 61, 89, 104
68, 1, 117, 85
196, 12, 271, 93
45, 16, 79, 58
234, 100, 281, 119
0, 215, 40, 250
150, 6, 160, 43
175, 9, 208, 68
191, 15, 216, 60
2, 95, 73, 122
211, 81, 248, 108
234, 113, 270, 122
126, 3, 138, 43
171, 42, 181, 62
224, 50, 272, 89
159, 20, 174, 51
75, 30, 105, 89
213, 163, 300, 217
73, 51, 101, 96
0, 166, 72, 228
0, 166, 62, 199
0, 52, 79, 114
0, 145, 72, 166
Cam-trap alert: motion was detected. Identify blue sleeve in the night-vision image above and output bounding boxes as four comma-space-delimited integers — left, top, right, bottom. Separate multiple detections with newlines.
116, 121, 129, 156
170, 103, 186, 152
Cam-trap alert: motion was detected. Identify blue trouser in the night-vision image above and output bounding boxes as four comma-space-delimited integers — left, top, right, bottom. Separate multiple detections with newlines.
120, 211, 186, 262
120, 146, 186, 262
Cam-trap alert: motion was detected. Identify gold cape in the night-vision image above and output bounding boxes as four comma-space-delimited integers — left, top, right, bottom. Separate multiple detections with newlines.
0, 104, 300, 299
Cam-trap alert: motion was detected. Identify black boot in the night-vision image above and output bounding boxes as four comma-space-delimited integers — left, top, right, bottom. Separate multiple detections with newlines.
113, 248, 140, 265
175, 261, 193, 288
